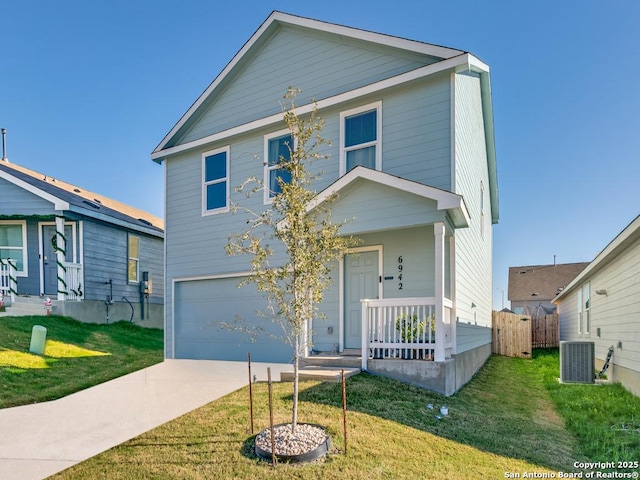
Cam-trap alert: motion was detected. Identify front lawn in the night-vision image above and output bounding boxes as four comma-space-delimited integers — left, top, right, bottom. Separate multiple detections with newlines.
51, 352, 588, 479
0, 315, 163, 408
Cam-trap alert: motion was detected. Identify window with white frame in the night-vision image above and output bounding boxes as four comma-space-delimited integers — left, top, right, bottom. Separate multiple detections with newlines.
577, 288, 583, 334
340, 102, 382, 175
577, 283, 590, 334
480, 181, 485, 239
583, 283, 590, 334
264, 130, 293, 203
128, 234, 139, 283
202, 147, 229, 214
0, 221, 27, 275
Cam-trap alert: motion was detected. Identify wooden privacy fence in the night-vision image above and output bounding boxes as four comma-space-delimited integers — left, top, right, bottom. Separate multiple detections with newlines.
493, 311, 532, 358
532, 313, 559, 348
492, 311, 559, 358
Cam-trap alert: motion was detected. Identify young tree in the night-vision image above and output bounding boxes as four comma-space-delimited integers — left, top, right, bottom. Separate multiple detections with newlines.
226, 88, 358, 432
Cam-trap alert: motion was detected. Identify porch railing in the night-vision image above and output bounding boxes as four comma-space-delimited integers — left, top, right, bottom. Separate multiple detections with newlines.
0, 259, 18, 303
361, 297, 452, 369
63, 262, 83, 301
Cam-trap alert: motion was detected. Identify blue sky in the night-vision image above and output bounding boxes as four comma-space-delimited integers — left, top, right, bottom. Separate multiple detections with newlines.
2, 1, 639, 309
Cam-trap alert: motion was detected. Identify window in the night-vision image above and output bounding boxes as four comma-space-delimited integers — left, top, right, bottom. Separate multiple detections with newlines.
202, 147, 229, 214
583, 283, 590, 334
264, 130, 293, 203
340, 102, 382, 175
577, 289, 583, 334
480, 181, 485, 239
577, 283, 590, 335
128, 234, 139, 283
0, 221, 27, 275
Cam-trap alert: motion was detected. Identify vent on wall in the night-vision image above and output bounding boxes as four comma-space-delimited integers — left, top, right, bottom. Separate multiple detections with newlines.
560, 341, 594, 383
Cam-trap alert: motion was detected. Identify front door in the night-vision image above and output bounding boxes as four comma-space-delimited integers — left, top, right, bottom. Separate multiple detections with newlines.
344, 249, 380, 349
42, 224, 73, 296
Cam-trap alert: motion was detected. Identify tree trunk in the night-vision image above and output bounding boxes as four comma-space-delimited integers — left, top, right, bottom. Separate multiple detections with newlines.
291, 334, 299, 434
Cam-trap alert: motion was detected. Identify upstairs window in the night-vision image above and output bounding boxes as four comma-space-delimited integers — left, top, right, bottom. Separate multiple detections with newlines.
202, 147, 229, 215
340, 102, 382, 175
0, 221, 27, 275
264, 130, 293, 203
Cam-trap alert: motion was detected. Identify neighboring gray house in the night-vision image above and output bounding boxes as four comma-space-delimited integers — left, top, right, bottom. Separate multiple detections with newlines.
152, 12, 499, 395
554, 214, 640, 396
0, 159, 164, 328
508, 262, 588, 317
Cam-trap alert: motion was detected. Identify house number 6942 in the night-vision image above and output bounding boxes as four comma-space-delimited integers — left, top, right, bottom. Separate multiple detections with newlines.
397, 256, 403, 290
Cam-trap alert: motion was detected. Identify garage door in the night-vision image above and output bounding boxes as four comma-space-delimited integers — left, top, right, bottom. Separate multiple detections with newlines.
173, 276, 293, 363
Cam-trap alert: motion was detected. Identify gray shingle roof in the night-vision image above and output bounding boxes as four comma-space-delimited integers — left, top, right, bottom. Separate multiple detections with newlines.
0, 160, 163, 236
508, 262, 589, 302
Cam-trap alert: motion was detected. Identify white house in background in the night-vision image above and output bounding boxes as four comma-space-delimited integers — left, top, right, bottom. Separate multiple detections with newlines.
553, 214, 640, 396
151, 11, 499, 395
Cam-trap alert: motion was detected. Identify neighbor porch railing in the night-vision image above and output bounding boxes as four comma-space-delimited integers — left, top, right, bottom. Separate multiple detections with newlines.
0, 259, 18, 303
62, 262, 83, 301
361, 297, 453, 369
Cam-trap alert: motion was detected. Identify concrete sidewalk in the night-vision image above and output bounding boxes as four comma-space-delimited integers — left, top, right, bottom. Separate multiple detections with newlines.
0, 359, 290, 480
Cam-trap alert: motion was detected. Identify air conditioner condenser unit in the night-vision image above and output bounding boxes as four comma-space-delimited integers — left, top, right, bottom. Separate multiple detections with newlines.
560, 341, 595, 384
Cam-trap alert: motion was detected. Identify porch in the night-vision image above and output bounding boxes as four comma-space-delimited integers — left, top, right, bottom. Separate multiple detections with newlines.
360, 296, 453, 369
1, 258, 83, 304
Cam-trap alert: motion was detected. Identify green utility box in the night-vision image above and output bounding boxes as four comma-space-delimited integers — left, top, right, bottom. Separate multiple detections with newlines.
29, 325, 47, 355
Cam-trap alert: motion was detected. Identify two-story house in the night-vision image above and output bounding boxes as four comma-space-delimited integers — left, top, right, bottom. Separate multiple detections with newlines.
152, 12, 498, 395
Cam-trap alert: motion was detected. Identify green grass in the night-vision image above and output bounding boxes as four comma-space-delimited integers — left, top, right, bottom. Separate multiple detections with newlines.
0, 315, 163, 408
51, 352, 593, 480
535, 348, 640, 462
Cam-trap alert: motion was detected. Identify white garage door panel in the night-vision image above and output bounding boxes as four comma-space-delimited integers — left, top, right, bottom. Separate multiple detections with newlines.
174, 277, 292, 362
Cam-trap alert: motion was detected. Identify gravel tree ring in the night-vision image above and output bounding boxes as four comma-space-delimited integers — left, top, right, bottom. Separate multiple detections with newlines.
254, 423, 331, 463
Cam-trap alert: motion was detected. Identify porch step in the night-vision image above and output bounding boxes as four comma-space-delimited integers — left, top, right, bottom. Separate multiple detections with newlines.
0, 296, 55, 317
280, 366, 360, 383
302, 352, 362, 369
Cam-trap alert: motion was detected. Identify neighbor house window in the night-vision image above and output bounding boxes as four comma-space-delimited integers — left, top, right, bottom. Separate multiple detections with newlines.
0, 220, 27, 275
577, 283, 590, 335
480, 181, 485, 239
577, 288, 583, 334
340, 102, 382, 175
202, 146, 229, 214
264, 130, 293, 203
128, 234, 139, 283
583, 283, 590, 334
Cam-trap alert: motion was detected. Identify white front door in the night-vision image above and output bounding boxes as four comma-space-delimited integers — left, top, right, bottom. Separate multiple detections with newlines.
343, 249, 380, 349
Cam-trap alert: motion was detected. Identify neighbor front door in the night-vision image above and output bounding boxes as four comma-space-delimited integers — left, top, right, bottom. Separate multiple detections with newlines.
343, 249, 380, 349
42, 224, 73, 296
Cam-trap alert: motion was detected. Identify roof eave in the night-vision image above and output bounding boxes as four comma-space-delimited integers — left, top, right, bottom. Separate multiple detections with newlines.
553, 215, 640, 303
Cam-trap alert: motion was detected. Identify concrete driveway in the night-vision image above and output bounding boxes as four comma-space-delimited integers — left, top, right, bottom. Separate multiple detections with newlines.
0, 359, 290, 480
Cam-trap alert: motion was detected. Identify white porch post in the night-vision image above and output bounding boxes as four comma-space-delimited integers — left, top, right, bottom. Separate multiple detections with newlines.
8, 259, 17, 303
361, 299, 369, 370
448, 233, 457, 355
434, 222, 446, 362
55, 216, 66, 301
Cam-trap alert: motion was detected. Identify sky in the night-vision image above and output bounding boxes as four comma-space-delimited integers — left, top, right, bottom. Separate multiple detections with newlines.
2, 1, 639, 310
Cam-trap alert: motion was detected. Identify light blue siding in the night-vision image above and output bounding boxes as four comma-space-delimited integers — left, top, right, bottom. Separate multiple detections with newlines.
453, 71, 493, 349
0, 178, 55, 215
176, 26, 438, 146
456, 323, 492, 352
328, 181, 446, 236
358, 226, 436, 298
382, 74, 451, 190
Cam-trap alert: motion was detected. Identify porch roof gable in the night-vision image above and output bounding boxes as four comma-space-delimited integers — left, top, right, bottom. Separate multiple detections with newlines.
303, 166, 470, 229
